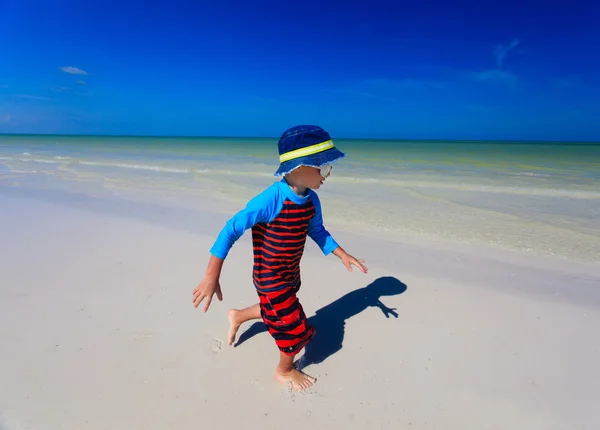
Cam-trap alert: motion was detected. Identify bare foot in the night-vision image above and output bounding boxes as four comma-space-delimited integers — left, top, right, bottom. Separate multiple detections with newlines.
275, 368, 316, 391
227, 309, 241, 346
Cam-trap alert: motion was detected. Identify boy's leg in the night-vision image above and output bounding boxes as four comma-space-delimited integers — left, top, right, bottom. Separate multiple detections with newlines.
227, 303, 261, 345
275, 351, 316, 390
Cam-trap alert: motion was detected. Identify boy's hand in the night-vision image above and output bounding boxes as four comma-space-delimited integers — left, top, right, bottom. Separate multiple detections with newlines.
192, 277, 223, 312
193, 254, 225, 312
333, 247, 368, 273
342, 254, 368, 273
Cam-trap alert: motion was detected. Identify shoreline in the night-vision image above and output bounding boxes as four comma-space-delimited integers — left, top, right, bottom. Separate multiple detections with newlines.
2, 181, 599, 271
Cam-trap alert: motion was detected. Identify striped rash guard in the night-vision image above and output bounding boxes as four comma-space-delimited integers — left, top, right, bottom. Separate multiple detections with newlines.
210, 179, 339, 293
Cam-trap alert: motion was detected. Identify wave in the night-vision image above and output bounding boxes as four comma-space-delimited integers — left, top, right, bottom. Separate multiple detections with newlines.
507, 171, 553, 178
5, 154, 600, 199
78, 160, 190, 173
5, 154, 271, 177
2, 169, 39, 174
19, 158, 59, 164
333, 175, 600, 199
6, 155, 191, 174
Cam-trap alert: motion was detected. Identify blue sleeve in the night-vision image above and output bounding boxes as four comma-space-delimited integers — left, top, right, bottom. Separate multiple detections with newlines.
307, 190, 339, 256
209, 184, 281, 259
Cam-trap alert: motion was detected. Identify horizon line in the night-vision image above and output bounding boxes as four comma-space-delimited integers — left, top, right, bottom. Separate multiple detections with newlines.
0, 132, 598, 144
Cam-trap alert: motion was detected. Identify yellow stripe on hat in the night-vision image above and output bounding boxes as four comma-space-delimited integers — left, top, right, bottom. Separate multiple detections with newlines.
279, 140, 335, 163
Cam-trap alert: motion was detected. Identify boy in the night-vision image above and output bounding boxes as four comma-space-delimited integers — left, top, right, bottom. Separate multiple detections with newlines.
192, 125, 367, 391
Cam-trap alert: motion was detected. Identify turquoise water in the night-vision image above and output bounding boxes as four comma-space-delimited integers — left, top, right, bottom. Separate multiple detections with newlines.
1, 134, 599, 263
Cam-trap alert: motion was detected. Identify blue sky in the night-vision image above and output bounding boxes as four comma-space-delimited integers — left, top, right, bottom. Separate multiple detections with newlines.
1, 0, 599, 140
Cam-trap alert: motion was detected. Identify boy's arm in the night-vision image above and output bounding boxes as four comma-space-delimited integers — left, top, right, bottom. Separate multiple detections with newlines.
193, 185, 281, 312
331, 245, 368, 273
306, 191, 340, 256
209, 186, 279, 260
193, 254, 224, 312
307, 191, 368, 273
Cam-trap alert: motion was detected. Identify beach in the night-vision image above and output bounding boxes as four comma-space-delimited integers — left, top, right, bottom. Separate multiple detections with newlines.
1, 135, 600, 429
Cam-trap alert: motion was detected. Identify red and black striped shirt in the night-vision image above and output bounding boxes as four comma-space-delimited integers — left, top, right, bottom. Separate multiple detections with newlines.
251, 198, 316, 292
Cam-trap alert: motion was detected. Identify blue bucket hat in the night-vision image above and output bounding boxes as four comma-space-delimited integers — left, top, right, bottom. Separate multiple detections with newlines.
274, 125, 346, 176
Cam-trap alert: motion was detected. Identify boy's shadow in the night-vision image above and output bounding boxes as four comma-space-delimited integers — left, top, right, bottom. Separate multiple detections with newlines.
234, 276, 407, 370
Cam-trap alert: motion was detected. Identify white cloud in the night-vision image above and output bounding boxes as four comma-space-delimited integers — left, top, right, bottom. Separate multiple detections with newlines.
494, 38, 520, 68
76, 80, 87, 85
60, 66, 88, 75
16, 94, 52, 101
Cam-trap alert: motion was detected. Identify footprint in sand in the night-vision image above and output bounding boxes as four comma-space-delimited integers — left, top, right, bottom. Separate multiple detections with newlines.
208, 337, 223, 354
133, 332, 155, 341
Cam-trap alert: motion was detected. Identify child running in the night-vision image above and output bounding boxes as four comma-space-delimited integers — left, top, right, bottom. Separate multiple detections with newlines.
192, 124, 368, 391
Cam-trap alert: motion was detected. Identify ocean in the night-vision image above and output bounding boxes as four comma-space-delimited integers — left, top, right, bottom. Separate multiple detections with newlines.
1, 134, 599, 264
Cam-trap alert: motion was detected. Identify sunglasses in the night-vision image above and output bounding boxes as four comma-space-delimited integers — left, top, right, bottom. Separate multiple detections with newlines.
319, 164, 332, 178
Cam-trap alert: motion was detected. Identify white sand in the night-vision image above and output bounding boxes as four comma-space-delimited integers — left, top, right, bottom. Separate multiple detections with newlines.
1, 189, 599, 430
